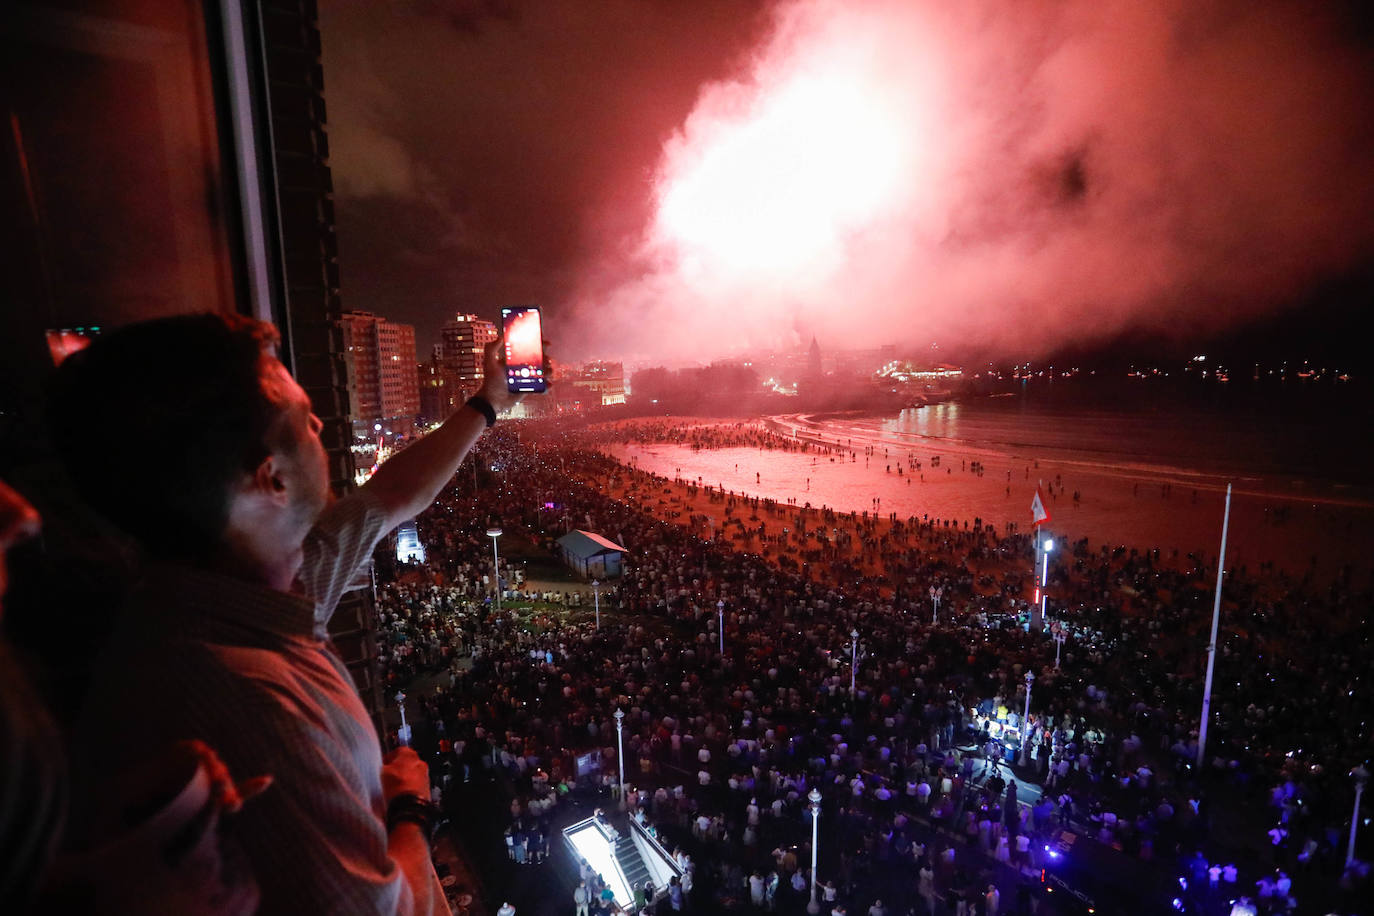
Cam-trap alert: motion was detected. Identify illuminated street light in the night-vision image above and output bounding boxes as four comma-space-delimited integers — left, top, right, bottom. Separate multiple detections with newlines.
1197, 484, 1233, 770
1041, 538, 1054, 625
395, 690, 411, 747
717, 599, 725, 655
1020, 670, 1035, 766
807, 787, 822, 914
486, 527, 503, 611
1349, 764, 1370, 867
850, 628, 860, 695
614, 708, 626, 810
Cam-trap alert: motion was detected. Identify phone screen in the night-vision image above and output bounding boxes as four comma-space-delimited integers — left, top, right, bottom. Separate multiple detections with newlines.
45, 327, 99, 366
501, 306, 546, 394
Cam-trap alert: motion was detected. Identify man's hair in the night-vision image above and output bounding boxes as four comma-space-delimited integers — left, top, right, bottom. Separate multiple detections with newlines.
47, 313, 282, 559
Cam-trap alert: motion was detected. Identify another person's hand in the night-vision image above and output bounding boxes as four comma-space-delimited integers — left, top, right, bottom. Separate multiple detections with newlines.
381, 746, 430, 804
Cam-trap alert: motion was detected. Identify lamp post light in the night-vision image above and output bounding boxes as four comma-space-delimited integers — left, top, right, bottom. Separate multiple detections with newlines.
486, 527, 503, 611
807, 787, 822, 914
850, 629, 860, 695
1020, 670, 1035, 766
614, 708, 626, 810
1053, 628, 1066, 669
717, 600, 725, 656
395, 690, 411, 747
930, 586, 942, 625
1348, 764, 1370, 867
593, 579, 601, 631
1040, 538, 1054, 625
1197, 484, 1234, 771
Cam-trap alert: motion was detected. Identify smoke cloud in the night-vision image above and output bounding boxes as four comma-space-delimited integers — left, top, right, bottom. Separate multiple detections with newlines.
566, 0, 1374, 364
321, 0, 1374, 365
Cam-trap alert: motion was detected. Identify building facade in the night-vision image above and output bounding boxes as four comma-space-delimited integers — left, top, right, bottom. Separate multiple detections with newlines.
340, 310, 420, 432
416, 355, 449, 424
436, 313, 498, 414
568, 361, 626, 407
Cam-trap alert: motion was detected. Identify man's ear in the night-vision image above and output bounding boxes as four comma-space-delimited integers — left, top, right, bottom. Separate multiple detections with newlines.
250, 453, 291, 506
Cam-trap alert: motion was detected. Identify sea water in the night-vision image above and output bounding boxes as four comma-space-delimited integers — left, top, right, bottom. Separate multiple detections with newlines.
605, 388, 1374, 577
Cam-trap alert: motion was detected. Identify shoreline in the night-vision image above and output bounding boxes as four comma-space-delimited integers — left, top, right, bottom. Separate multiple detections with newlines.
579, 415, 1374, 582
774, 410, 1374, 508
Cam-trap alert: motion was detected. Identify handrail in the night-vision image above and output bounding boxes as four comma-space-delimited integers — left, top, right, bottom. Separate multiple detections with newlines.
627, 816, 682, 878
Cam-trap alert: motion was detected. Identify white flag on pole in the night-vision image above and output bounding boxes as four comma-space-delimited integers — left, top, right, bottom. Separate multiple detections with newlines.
1031, 486, 1051, 527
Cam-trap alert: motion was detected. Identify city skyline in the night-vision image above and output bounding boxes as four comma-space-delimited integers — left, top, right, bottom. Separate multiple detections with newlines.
352, 298, 1371, 387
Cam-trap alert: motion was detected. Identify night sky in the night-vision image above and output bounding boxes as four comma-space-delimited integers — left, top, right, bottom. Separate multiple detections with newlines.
319, 0, 1374, 366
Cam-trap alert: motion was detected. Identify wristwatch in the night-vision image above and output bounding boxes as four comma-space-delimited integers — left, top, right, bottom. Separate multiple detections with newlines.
465, 395, 497, 428
386, 793, 437, 840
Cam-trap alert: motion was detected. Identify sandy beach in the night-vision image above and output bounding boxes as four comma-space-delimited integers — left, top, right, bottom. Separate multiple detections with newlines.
580, 416, 1374, 582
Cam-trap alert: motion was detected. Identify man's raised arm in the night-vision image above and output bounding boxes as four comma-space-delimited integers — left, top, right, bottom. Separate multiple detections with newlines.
361, 338, 529, 531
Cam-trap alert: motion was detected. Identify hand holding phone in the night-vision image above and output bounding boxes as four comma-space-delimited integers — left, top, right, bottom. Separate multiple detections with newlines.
501, 306, 547, 394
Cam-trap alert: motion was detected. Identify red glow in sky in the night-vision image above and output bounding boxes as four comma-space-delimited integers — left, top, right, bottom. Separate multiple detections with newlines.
321, 0, 1374, 364
568, 0, 1374, 363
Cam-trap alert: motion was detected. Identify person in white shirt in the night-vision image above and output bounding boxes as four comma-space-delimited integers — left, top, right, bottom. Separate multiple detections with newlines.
748, 871, 765, 907
984, 884, 1000, 916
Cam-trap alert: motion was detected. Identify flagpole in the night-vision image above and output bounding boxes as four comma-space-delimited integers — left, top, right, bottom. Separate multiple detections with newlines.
1195, 483, 1232, 771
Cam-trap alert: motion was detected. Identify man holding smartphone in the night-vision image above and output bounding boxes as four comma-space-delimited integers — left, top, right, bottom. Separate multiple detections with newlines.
49, 312, 543, 914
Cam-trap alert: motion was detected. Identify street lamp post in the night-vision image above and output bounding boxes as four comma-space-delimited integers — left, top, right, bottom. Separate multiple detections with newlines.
850, 629, 860, 695
1040, 538, 1054, 627
1053, 629, 1066, 669
593, 579, 601, 631
930, 586, 942, 625
807, 787, 822, 914
486, 527, 503, 611
717, 600, 725, 656
1020, 670, 1035, 766
1348, 764, 1370, 867
614, 708, 626, 810
395, 690, 411, 747
1197, 484, 1234, 770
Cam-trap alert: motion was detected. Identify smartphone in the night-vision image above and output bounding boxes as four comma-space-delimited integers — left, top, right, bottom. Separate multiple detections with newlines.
45, 327, 99, 366
501, 306, 547, 394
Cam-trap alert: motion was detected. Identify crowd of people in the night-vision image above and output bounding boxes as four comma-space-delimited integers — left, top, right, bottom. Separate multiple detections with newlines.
368, 420, 1370, 915
5, 315, 1363, 916
586, 419, 832, 455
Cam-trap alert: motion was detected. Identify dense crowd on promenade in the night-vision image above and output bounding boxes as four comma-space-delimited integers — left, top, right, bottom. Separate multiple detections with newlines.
371, 422, 1371, 914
